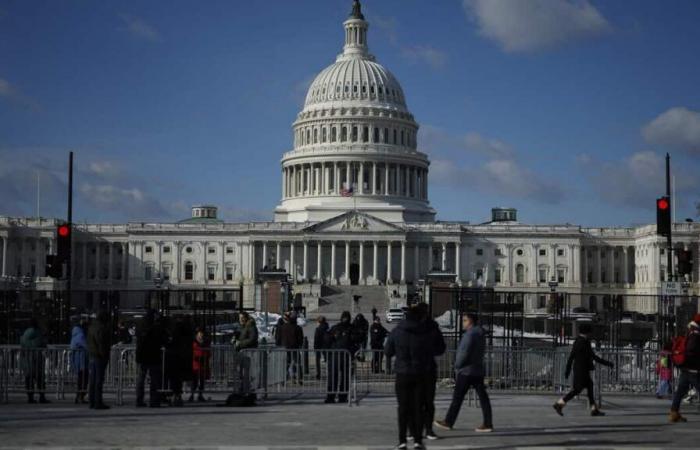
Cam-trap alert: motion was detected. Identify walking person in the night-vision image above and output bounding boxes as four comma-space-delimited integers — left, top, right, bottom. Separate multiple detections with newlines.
553, 322, 613, 417
87, 311, 111, 410
434, 312, 493, 433
314, 316, 329, 380
656, 341, 673, 399
20, 318, 49, 404
136, 309, 167, 407
415, 303, 445, 441
70, 319, 89, 404
325, 311, 361, 404
385, 304, 446, 450
190, 327, 211, 402
669, 314, 700, 423
369, 316, 388, 374
167, 317, 193, 406
353, 313, 369, 356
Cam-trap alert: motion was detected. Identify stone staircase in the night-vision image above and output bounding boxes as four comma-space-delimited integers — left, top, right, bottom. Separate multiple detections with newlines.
309, 285, 390, 320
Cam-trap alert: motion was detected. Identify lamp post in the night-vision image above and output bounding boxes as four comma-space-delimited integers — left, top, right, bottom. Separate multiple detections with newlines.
548, 277, 561, 346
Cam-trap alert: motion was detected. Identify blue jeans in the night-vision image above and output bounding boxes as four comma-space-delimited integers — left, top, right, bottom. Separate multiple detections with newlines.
671, 370, 700, 411
656, 379, 672, 397
88, 358, 108, 407
445, 374, 493, 428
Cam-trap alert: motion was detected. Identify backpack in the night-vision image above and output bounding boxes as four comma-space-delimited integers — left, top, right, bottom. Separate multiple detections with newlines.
672, 336, 687, 366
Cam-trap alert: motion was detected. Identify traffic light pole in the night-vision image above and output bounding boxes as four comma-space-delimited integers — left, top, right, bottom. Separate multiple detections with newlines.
65, 151, 73, 343
666, 153, 673, 281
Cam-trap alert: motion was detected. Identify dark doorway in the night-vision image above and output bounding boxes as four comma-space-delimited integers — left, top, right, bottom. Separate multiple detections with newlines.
350, 263, 360, 285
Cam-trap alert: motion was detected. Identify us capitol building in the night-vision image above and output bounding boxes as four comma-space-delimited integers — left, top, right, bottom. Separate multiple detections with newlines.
1, 1, 699, 315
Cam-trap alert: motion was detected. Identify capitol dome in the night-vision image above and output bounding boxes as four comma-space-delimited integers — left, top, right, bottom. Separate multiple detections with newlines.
274, 0, 435, 224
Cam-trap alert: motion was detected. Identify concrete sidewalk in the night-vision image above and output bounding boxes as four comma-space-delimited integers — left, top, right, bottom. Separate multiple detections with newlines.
0, 392, 697, 449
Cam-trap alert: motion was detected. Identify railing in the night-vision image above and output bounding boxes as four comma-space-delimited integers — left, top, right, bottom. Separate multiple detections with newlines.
0, 345, 664, 406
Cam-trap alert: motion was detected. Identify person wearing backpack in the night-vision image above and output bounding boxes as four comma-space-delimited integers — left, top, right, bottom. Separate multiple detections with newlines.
669, 314, 700, 423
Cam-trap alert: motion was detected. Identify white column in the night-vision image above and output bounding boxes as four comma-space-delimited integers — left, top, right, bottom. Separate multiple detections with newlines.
324, 165, 330, 195
345, 163, 351, 191
1, 236, 5, 277
290, 242, 295, 281
202, 241, 208, 284
394, 164, 399, 194
262, 242, 268, 269
400, 241, 406, 283
249, 241, 255, 279
531, 244, 539, 284
175, 242, 181, 283
345, 241, 350, 281
387, 242, 392, 284
373, 241, 378, 282
303, 241, 308, 281
221, 241, 226, 282
331, 242, 336, 283
441, 243, 447, 271
384, 164, 389, 195
623, 247, 629, 285
573, 244, 580, 283
276, 242, 282, 269
609, 246, 616, 284
359, 242, 365, 284
414, 244, 420, 281
317, 242, 323, 281
455, 242, 461, 283
334, 162, 339, 194
359, 162, 364, 194
372, 163, 377, 195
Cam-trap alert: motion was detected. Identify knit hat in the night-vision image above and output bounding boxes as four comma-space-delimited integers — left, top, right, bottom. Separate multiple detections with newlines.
691, 314, 700, 328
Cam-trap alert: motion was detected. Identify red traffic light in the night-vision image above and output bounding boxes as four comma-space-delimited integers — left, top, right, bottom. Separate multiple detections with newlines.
657, 198, 669, 210
58, 225, 70, 237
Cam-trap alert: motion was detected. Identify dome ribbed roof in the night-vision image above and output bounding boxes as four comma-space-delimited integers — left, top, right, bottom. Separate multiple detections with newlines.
304, 58, 407, 110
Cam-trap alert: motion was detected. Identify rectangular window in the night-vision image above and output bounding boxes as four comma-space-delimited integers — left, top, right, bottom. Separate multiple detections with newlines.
494, 248, 503, 256
352, 126, 358, 142
208, 247, 215, 254
383, 128, 389, 143
476, 248, 483, 256
476, 269, 484, 280
601, 272, 607, 283
539, 269, 547, 283
494, 269, 501, 283
226, 267, 233, 281
539, 249, 546, 256
185, 264, 193, 281
226, 246, 233, 254
557, 269, 565, 283
163, 266, 171, 281
538, 296, 547, 309
587, 272, 593, 283
145, 246, 153, 254
373, 128, 379, 143
144, 266, 152, 280
660, 249, 665, 255
363, 126, 369, 142
557, 249, 564, 256
208, 266, 216, 281
163, 246, 170, 253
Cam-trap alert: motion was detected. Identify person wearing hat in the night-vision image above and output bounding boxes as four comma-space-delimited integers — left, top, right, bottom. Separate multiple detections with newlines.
324, 311, 361, 403
669, 314, 700, 423
552, 322, 613, 417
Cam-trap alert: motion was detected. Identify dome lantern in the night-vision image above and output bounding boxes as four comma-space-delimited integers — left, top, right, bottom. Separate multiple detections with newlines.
342, 0, 370, 59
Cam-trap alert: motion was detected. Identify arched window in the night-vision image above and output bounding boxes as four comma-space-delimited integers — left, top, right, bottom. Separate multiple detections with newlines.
313, 128, 318, 143
373, 128, 379, 143
352, 126, 358, 142
341, 126, 348, 142
306, 129, 310, 145
515, 264, 524, 283
184, 262, 194, 281
362, 126, 369, 142
331, 127, 337, 142
384, 128, 389, 143
322, 127, 327, 143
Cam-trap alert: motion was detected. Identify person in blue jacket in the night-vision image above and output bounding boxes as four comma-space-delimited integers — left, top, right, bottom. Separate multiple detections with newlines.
70, 319, 90, 404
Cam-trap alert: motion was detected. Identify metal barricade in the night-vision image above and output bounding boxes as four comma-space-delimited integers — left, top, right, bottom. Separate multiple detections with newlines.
242, 348, 354, 405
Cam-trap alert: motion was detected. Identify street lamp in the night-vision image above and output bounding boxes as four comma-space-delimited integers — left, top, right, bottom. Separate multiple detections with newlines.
548, 276, 559, 293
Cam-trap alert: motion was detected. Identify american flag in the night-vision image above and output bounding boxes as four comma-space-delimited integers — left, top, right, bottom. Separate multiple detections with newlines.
341, 183, 354, 197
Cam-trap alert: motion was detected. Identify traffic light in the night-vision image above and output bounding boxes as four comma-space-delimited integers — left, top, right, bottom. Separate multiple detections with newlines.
678, 248, 693, 276
48, 222, 72, 279
656, 196, 671, 236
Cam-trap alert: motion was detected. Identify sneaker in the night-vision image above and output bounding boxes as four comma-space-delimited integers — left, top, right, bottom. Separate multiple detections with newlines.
590, 409, 605, 417
413, 443, 425, 450
552, 402, 564, 416
433, 420, 452, 431
394, 444, 407, 450
406, 435, 413, 441
475, 425, 493, 433
425, 432, 439, 440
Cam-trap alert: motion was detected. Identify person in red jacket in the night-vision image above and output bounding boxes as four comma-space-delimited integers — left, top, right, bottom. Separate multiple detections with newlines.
670, 314, 700, 423
189, 328, 211, 402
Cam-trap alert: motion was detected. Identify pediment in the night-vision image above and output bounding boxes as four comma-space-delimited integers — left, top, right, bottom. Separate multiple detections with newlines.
305, 211, 404, 233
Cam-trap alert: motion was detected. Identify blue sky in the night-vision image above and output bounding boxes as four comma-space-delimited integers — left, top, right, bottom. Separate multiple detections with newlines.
1, 0, 700, 226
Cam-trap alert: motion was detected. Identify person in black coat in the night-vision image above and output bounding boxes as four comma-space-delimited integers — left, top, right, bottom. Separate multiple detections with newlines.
353, 313, 369, 352
135, 310, 168, 407
314, 316, 329, 380
166, 317, 193, 406
369, 317, 388, 373
278, 313, 304, 383
385, 304, 446, 449
553, 323, 613, 416
324, 311, 362, 404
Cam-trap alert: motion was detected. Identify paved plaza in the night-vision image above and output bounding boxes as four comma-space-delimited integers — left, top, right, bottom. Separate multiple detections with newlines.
0, 393, 698, 449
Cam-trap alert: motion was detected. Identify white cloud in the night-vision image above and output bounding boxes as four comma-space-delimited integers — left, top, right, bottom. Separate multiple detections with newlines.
401, 45, 447, 69
642, 107, 700, 154
420, 125, 514, 159
586, 151, 698, 210
0, 78, 12, 96
118, 14, 162, 42
463, 0, 612, 53
0, 77, 40, 110
79, 183, 170, 219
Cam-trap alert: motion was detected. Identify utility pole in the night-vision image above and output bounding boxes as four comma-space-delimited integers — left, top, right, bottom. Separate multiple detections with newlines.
666, 153, 673, 281
65, 151, 73, 342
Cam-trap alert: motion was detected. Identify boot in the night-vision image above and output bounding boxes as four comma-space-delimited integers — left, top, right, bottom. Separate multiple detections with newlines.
79, 393, 88, 404
197, 393, 206, 402
27, 393, 36, 404
187, 393, 194, 403
669, 410, 688, 423
590, 407, 605, 416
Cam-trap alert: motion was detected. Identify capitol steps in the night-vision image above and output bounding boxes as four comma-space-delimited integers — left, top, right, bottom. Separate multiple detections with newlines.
308, 285, 390, 320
